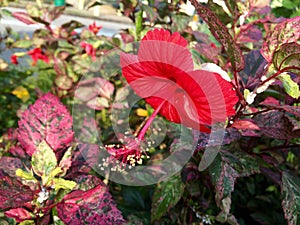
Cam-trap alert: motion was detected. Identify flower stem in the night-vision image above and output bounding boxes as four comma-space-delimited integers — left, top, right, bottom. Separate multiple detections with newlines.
137, 100, 166, 140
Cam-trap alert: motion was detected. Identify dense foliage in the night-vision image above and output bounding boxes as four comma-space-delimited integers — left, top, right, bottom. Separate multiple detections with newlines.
0, 0, 300, 224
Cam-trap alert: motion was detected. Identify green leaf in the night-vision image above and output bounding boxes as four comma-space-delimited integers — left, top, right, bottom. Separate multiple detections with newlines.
19, 220, 35, 225
135, 10, 143, 41
55, 75, 73, 90
141, 4, 158, 23
273, 42, 300, 73
171, 13, 190, 33
31, 140, 58, 177
151, 174, 185, 222
1, 9, 12, 17
53, 178, 76, 191
13, 40, 32, 48
278, 74, 300, 99
281, 172, 300, 225
16, 169, 38, 183
26, 4, 41, 17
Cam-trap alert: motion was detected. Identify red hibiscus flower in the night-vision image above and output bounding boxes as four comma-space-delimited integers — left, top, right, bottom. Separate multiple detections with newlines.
88, 21, 102, 35
120, 29, 238, 131
80, 42, 96, 61
11, 54, 18, 64
27, 48, 49, 65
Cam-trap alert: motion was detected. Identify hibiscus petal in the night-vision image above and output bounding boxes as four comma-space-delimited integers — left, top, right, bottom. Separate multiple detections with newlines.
138, 29, 194, 73
142, 29, 188, 47
120, 29, 238, 131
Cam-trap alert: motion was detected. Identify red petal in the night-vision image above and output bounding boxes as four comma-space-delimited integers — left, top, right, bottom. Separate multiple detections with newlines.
121, 60, 237, 129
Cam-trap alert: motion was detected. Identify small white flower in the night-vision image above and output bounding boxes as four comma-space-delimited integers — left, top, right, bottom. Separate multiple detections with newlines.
257, 75, 275, 94
244, 89, 257, 104
37, 188, 49, 204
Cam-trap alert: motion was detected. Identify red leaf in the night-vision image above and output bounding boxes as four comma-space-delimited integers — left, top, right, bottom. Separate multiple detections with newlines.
231, 119, 260, 130
261, 16, 300, 62
56, 183, 125, 225
0, 176, 34, 210
4, 208, 32, 222
12, 12, 38, 25
120, 29, 238, 131
17, 93, 74, 156
190, 0, 245, 71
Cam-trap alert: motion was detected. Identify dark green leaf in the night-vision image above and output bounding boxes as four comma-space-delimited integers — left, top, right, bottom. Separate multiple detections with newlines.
151, 174, 185, 222
281, 172, 300, 225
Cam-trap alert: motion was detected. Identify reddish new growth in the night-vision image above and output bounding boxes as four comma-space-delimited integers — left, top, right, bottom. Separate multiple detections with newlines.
88, 21, 102, 35
11, 55, 18, 64
80, 42, 96, 61
27, 48, 49, 65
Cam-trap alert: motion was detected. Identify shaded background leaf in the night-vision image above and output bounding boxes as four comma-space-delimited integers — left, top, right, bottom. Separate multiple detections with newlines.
151, 174, 185, 222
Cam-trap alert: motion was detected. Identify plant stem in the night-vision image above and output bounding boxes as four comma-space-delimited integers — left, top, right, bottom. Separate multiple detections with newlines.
260, 66, 300, 86
137, 100, 166, 140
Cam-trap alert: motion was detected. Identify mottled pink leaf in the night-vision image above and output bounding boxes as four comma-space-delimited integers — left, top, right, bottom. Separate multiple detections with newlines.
190, 0, 245, 71
0, 176, 34, 210
75, 77, 114, 101
194, 43, 221, 63
0, 157, 23, 178
273, 42, 300, 73
56, 183, 125, 225
261, 16, 300, 62
4, 208, 32, 222
9, 145, 28, 158
17, 93, 74, 156
12, 12, 38, 25
254, 110, 300, 139
260, 98, 300, 117
73, 174, 102, 191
